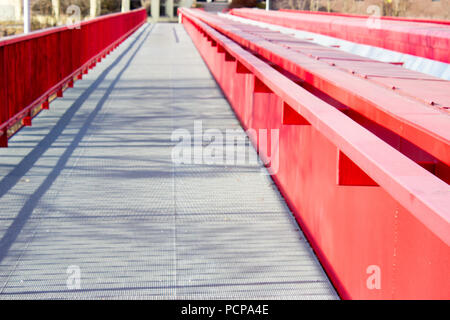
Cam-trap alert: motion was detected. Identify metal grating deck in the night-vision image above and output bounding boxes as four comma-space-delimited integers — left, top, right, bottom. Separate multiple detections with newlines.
0, 23, 338, 299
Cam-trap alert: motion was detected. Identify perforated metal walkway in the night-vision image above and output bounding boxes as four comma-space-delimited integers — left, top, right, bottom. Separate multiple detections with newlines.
0, 23, 338, 299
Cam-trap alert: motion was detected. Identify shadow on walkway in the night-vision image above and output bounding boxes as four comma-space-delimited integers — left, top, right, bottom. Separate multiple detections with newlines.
0, 24, 154, 265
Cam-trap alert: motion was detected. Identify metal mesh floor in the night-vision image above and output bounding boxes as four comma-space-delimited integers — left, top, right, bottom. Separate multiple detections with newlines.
0, 23, 338, 299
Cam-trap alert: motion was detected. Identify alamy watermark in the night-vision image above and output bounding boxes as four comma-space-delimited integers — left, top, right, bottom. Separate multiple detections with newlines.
66, 5, 82, 30
171, 121, 279, 175
366, 265, 381, 290
66, 265, 81, 290
366, 5, 382, 29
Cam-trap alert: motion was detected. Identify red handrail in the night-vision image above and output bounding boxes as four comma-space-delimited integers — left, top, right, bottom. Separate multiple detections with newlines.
229, 8, 450, 64
279, 9, 450, 26
179, 7, 450, 300
0, 8, 147, 147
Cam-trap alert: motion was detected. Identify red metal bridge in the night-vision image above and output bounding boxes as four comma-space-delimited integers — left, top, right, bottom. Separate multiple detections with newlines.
0, 8, 448, 300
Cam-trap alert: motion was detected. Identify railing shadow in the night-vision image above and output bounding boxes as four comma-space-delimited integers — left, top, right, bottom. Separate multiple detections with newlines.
0, 24, 154, 265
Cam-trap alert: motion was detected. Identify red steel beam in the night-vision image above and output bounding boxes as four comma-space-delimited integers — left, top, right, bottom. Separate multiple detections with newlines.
179, 8, 450, 300
229, 8, 450, 64
0, 8, 147, 147
279, 9, 450, 26
181, 10, 450, 171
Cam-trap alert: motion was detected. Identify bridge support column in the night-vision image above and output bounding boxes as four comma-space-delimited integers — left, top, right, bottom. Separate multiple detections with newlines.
151, 0, 160, 21
166, 0, 174, 19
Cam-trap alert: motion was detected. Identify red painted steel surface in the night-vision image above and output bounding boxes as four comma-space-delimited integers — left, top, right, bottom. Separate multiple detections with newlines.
179, 8, 450, 300
279, 9, 450, 26
228, 8, 450, 64
0, 8, 147, 146
181, 10, 450, 177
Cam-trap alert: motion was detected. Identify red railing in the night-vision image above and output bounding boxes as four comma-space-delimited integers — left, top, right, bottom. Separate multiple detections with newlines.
279, 9, 450, 26
179, 8, 450, 300
229, 8, 450, 64
0, 8, 147, 147
191, 11, 450, 172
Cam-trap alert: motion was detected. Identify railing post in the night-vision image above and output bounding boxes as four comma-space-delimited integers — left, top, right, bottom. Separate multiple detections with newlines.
22, 114, 32, 126
0, 130, 7, 148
